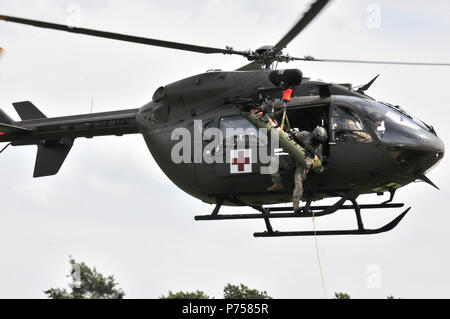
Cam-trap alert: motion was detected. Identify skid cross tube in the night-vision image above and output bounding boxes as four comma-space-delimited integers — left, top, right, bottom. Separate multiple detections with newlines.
259, 207, 274, 234
382, 189, 397, 204
351, 199, 364, 231
212, 198, 225, 216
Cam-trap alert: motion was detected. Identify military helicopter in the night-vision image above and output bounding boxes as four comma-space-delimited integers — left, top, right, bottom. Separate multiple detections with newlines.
0, 0, 447, 237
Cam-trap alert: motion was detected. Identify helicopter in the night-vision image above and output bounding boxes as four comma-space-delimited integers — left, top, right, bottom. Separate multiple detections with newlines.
0, 0, 447, 237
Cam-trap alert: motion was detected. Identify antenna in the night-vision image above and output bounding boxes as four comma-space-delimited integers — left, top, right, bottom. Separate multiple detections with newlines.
90, 97, 94, 113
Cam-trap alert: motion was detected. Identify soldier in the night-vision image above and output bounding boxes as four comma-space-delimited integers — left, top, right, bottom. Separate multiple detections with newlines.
292, 126, 327, 213
267, 126, 328, 214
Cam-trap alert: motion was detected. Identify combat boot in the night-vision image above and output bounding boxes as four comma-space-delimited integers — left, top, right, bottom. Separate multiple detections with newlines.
267, 182, 284, 191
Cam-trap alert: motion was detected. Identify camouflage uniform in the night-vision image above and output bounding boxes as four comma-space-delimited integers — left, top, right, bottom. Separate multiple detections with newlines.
270, 131, 322, 208
270, 155, 294, 184
292, 157, 314, 208
292, 131, 323, 209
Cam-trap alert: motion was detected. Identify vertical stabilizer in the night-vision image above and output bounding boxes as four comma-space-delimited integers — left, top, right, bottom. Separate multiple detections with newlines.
33, 138, 73, 177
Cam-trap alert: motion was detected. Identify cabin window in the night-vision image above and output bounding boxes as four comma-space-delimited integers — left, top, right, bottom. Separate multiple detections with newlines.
331, 106, 372, 143
219, 115, 266, 146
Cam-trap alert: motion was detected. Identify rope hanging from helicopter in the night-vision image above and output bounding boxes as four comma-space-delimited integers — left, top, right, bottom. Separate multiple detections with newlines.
312, 211, 328, 299
276, 90, 329, 298
266, 91, 328, 298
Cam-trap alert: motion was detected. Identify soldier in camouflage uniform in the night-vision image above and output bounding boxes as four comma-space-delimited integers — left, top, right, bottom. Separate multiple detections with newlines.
268, 126, 327, 213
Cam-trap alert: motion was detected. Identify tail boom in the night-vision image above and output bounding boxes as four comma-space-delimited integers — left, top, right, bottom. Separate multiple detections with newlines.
0, 101, 139, 177
0, 107, 139, 144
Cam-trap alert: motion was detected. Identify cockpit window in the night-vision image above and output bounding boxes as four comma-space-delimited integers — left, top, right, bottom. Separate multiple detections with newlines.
331, 106, 372, 143
364, 100, 430, 145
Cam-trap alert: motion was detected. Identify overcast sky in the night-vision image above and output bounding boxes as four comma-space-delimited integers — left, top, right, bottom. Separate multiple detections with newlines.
0, 0, 449, 299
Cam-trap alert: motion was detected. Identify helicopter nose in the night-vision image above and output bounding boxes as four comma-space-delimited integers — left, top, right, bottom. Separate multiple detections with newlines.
388, 134, 444, 175
422, 135, 445, 174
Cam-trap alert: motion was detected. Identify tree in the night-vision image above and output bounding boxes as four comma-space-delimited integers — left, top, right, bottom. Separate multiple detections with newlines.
334, 292, 351, 299
44, 257, 125, 299
159, 290, 210, 299
223, 283, 272, 299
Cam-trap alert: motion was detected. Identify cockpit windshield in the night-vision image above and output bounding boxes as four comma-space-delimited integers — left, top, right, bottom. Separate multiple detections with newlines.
364, 100, 431, 145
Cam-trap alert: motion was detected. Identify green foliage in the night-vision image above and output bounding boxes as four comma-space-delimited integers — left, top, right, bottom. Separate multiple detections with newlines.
44, 257, 125, 299
334, 292, 351, 299
47, 258, 397, 300
223, 283, 272, 299
159, 290, 210, 299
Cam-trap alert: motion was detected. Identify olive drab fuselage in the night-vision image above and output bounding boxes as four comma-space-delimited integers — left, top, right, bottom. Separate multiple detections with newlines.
135, 70, 444, 206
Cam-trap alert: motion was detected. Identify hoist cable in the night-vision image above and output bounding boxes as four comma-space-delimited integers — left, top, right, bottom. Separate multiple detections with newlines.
312, 211, 328, 299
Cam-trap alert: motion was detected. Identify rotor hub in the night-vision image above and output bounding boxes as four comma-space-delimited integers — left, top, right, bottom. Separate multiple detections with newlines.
243, 45, 295, 69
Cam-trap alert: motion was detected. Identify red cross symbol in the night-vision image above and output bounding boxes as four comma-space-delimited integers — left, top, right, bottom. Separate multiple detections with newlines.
232, 150, 250, 172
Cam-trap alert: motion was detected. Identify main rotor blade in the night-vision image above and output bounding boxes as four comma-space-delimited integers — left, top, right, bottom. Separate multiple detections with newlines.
293, 56, 450, 66
0, 14, 246, 56
273, 0, 331, 53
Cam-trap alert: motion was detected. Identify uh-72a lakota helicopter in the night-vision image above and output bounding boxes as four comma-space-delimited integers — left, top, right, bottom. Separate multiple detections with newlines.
0, 0, 447, 237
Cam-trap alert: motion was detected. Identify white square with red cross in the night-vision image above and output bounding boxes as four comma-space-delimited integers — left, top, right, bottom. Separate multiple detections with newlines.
230, 149, 252, 174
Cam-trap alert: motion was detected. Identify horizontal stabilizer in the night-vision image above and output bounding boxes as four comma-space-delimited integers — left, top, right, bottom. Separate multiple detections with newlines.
0, 122, 31, 133
34, 138, 73, 177
13, 101, 46, 120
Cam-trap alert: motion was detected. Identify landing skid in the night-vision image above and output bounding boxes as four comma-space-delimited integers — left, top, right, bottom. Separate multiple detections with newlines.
195, 191, 411, 237
253, 208, 410, 237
